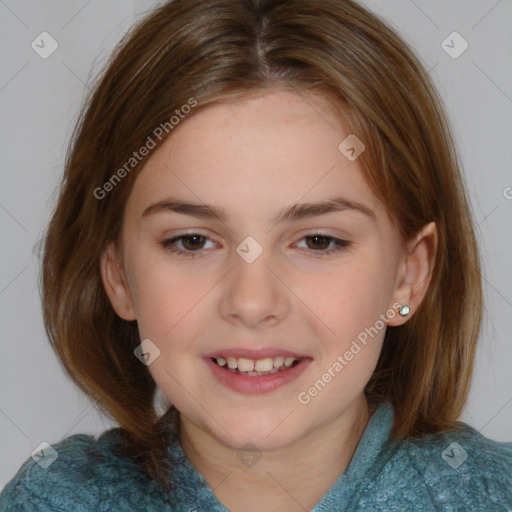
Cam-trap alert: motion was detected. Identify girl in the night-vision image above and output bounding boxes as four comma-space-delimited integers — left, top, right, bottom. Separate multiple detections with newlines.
1, 0, 511, 510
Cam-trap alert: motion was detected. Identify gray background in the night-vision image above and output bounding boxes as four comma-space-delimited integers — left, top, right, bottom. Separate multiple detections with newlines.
1, 0, 511, 490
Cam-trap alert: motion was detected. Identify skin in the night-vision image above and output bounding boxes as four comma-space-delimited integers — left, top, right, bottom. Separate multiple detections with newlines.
101, 88, 437, 511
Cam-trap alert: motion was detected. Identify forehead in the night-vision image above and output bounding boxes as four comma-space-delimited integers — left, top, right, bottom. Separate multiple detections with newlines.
124, 89, 387, 225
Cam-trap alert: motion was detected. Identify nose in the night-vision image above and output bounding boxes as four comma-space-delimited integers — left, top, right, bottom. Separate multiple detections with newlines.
219, 250, 290, 329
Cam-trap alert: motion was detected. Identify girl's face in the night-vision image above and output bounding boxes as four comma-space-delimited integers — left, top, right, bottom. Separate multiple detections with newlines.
102, 89, 429, 451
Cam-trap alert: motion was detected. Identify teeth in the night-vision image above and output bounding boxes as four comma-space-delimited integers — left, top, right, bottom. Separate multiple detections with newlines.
273, 356, 284, 367
237, 358, 254, 372
214, 355, 301, 373
254, 358, 273, 372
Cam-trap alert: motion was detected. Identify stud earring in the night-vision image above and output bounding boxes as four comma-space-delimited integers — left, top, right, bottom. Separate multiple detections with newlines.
399, 305, 410, 316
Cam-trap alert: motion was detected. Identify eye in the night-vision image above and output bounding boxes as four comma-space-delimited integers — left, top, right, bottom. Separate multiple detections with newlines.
160, 234, 217, 258
295, 234, 351, 257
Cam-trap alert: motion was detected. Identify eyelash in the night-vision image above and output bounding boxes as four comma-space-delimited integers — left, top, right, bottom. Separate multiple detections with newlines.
160, 233, 351, 259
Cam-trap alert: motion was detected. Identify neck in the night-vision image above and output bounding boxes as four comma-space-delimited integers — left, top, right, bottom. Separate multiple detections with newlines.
179, 395, 371, 512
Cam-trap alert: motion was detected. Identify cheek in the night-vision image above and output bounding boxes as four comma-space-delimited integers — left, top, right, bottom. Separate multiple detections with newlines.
303, 256, 391, 340
297, 265, 388, 411
296, 254, 392, 402
129, 252, 213, 341
130, 260, 209, 410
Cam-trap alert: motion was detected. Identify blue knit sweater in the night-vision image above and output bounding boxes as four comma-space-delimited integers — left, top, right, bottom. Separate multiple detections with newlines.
1, 401, 511, 511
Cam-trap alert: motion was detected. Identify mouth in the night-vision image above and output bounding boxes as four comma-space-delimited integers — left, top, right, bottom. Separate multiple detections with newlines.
210, 355, 302, 376
204, 350, 312, 394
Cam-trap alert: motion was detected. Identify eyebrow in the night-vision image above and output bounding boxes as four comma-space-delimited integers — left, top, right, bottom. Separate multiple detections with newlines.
141, 195, 377, 224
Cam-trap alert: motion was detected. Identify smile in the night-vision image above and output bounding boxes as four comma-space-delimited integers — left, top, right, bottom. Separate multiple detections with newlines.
204, 354, 312, 394
212, 355, 301, 375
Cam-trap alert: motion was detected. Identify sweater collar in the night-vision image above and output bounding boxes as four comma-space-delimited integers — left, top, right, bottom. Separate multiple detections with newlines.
167, 401, 396, 511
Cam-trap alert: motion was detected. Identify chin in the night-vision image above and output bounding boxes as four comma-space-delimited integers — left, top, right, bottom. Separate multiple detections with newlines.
204, 410, 304, 452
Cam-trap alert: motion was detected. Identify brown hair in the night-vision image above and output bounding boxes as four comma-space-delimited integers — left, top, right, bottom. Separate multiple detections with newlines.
41, 0, 483, 492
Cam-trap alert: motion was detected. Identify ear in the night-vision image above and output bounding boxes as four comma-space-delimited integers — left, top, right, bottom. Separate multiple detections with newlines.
387, 221, 437, 326
100, 241, 137, 321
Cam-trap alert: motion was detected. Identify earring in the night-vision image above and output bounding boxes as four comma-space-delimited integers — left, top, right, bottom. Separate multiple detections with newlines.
399, 305, 410, 316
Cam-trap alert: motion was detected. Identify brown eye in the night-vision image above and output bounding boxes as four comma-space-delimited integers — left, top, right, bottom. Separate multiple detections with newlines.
304, 235, 331, 250
295, 234, 351, 257
180, 234, 206, 251
160, 234, 216, 258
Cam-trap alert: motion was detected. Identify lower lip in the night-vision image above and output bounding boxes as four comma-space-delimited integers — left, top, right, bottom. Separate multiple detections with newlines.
204, 357, 311, 394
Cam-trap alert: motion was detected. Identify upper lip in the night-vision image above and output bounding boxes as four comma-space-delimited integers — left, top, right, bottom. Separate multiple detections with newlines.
204, 347, 311, 360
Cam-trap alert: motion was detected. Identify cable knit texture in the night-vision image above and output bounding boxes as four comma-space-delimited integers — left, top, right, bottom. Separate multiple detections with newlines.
1, 402, 511, 511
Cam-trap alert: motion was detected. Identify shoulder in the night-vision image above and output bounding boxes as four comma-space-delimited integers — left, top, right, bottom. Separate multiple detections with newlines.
362, 421, 512, 510
0, 429, 170, 511
403, 422, 512, 489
